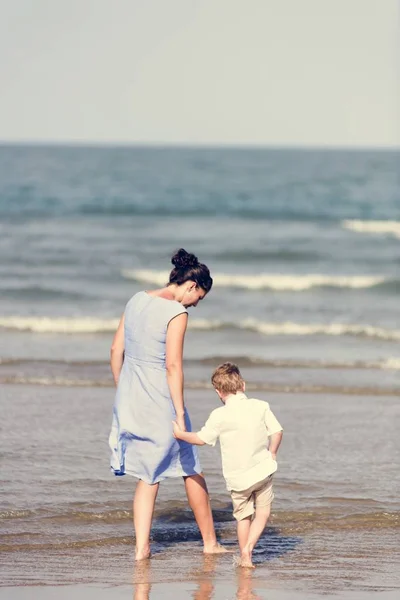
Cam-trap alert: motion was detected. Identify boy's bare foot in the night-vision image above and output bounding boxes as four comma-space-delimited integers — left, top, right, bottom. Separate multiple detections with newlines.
239, 549, 255, 568
203, 542, 231, 554
135, 546, 151, 561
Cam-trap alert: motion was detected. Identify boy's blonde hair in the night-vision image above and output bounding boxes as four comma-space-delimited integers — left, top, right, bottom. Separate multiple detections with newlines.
211, 362, 244, 395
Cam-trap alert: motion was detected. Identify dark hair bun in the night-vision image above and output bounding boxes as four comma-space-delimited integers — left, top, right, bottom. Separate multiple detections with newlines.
171, 248, 199, 269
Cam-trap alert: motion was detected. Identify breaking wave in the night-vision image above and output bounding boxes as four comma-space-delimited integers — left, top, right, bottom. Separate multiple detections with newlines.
236, 319, 400, 341
0, 317, 120, 333
342, 220, 400, 239
1, 316, 400, 341
121, 269, 389, 291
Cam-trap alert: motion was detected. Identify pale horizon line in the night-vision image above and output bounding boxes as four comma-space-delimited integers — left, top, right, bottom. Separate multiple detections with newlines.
0, 139, 399, 152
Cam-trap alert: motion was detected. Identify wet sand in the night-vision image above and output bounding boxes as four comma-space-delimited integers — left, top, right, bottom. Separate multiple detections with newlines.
1, 583, 399, 600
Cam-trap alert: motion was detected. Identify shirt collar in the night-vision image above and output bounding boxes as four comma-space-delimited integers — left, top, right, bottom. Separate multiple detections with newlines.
225, 391, 248, 403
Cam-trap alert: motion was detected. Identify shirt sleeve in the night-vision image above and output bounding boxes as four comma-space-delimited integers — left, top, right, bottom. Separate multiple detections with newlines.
264, 403, 283, 436
197, 410, 221, 446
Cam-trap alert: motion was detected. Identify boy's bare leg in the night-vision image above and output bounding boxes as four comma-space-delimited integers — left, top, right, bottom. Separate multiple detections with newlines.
133, 480, 159, 560
184, 473, 228, 553
240, 504, 271, 568
237, 515, 252, 552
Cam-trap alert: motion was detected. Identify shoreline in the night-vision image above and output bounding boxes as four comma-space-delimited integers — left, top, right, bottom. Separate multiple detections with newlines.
1, 378, 399, 397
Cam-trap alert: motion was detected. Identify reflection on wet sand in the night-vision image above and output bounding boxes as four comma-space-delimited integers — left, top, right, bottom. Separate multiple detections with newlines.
235, 569, 263, 600
133, 560, 151, 600
132, 555, 263, 600
192, 554, 217, 600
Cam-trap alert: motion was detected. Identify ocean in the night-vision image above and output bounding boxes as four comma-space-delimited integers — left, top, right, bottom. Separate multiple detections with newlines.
0, 145, 399, 596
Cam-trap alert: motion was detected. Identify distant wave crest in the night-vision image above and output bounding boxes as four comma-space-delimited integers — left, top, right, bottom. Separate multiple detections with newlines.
195, 355, 400, 371
342, 220, 400, 239
1, 316, 399, 341
0, 317, 120, 333
121, 269, 388, 291
237, 319, 400, 341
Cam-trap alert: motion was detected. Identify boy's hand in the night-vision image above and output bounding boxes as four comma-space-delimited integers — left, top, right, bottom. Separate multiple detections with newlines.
271, 452, 277, 461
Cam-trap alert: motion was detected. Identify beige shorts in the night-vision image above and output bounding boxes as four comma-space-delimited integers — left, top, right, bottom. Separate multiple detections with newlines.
230, 475, 274, 521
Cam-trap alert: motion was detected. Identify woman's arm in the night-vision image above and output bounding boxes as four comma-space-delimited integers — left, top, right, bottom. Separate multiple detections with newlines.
110, 313, 125, 386
165, 312, 188, 430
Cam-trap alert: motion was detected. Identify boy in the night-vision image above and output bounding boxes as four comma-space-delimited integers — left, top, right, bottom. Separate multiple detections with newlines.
173, 362, 283, 568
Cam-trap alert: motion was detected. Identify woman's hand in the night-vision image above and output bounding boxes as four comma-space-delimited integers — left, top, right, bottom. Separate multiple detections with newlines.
175, 413, 187, 432
172, 418, 186, 439
172, 421, 181, 439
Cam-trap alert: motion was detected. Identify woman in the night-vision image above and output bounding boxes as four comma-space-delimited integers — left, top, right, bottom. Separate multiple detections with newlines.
109, 248, 224, 560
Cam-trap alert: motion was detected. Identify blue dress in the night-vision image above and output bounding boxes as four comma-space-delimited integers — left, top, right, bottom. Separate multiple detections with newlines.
109, 291, 202, 484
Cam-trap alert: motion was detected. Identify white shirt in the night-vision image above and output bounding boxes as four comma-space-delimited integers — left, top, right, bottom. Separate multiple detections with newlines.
197, 392, 283, 491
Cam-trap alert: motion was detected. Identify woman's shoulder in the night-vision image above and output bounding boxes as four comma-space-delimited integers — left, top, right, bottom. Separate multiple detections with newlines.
125, 291, 187, 318
125, 290, 146, 307
123, 291, 149, 317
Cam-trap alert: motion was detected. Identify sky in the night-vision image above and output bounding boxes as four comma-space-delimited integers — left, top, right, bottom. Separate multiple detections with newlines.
0, 0, 398, 147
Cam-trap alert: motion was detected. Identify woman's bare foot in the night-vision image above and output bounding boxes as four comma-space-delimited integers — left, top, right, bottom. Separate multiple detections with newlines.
135, 545, 151, 561
239, 548, 255, 568
203, 542, 231, 554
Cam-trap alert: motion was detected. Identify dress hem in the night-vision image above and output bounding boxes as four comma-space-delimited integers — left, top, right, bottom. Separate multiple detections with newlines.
111, 466, 202, 485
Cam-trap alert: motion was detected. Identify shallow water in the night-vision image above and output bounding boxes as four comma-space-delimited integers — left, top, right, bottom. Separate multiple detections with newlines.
1, 385, 399, 593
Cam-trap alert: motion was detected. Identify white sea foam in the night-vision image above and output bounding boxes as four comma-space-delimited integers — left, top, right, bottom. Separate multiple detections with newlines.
238, 320, 400, 341
342, 220, 400, 239
0, 317, 120, 333
1, 316, 399, 341
187, 318, 223, 330
379, 357, 400, 370
121, 269, 386, 291
0, 316, 224, 334
0, 376, 110, 387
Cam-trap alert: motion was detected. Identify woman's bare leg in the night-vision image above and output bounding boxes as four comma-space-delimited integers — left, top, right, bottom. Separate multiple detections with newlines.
184, 473, 227, 553
133, 480, 159, 560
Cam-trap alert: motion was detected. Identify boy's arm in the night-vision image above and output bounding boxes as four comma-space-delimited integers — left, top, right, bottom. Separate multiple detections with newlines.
264, 403, 283, 460
269, 431, 283, 460
173, 422, 205, 446
173, 408, 220, 447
